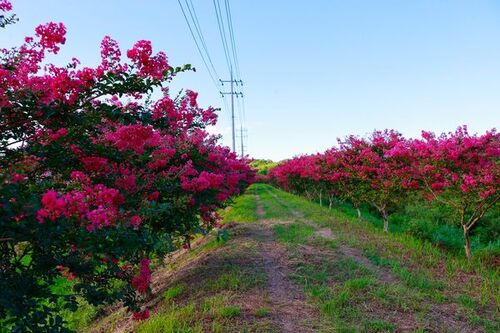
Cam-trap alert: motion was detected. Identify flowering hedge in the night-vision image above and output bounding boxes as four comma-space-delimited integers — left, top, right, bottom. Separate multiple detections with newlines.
269, 127, 499, 260
0, 2, 254, 331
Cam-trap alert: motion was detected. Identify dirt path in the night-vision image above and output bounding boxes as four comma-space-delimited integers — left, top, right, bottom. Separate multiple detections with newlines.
254, 194, 316, 333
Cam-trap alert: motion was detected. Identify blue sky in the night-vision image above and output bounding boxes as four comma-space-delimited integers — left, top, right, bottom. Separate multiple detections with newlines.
3, 0, 499, 160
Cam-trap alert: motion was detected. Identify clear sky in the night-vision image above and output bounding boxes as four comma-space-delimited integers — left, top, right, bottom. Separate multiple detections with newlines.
3, 1, 500, 160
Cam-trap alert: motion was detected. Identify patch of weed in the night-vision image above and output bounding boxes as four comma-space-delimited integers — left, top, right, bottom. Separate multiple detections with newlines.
164, 284, 185, 303
218, 305, 241, 318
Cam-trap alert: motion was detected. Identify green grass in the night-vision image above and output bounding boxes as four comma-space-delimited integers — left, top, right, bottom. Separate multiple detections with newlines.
253, 183, 299, 220
259, 184, 498, 299
361, 319, 396, 332
135, 303, 203, 333
218, 305, 241, 318
164, 284, 185, 302
222, 187, 259, 223
207, 265, 265, 292
293, 254, 393, 329
273, 223, 316, 244
186, 237, 223, 259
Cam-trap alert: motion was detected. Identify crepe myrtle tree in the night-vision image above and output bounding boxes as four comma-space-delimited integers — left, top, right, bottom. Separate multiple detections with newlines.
0, 2, 254, 331
336, 130, 418, 232
320, 147, 365, 215
411, 126, 499, 260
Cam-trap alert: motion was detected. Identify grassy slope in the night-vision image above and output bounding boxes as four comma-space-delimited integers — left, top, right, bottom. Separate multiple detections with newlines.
90, 227, 278, 333
91, 190, 278, 332
61, 189, 260, 331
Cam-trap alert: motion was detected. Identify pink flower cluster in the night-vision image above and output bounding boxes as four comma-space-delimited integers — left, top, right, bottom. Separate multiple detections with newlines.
36, 128, 68, 145
37, 184, 125, 232
35, 22, 66, 54
127, 40, 169, 80
0, 0, 12, 11
181, 171, 224, 192
56, 265, 76, 281
132, 309, 150, 321
100, 36, 124, 72
104, 124, 161, 155
131, 258, 151, 294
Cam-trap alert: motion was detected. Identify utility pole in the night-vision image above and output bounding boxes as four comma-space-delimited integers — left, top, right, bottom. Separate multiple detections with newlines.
220, 67, 243, 153
240, 126, 244, 156
239, 126, 248, 158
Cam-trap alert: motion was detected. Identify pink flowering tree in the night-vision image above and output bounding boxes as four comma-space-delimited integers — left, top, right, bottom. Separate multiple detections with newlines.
269, 155, 325, 203
412, 127, 499, 260
320, 147, 364, 214
0, 2, 254, 331
338, 130, 418, 232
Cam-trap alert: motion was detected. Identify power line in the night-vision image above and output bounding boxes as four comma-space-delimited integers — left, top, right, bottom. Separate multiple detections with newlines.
177, 0, 220, 90
213, 0, 233, 73
224, 0, 241, 79
216, 0, 247, 155
185, 0, 220, 80
179, 0, 247, 155
226, 0, 247, 154
223, 0, 245, 132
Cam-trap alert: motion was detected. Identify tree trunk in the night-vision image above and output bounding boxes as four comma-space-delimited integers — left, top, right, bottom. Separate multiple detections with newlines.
356, 207, 361, 220
329, 198, 333, 210
381, 209, 389, 233
319, 191, 322, 207
463, 226, 472, 261
304, 190, 311, 201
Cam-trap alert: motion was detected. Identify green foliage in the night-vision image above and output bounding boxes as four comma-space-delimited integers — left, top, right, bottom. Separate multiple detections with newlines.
250, 159, 277, 175
390, 199, 499, 254
216, 229, 229, 243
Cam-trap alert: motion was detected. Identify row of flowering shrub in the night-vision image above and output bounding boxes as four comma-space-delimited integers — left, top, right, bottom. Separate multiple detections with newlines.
269, 128, 499, 260
0, 2, 254, 331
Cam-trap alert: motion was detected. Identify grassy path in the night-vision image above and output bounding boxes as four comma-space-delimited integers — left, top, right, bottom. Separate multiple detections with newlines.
89, 183, 498, 333
255, 184, 498, 332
